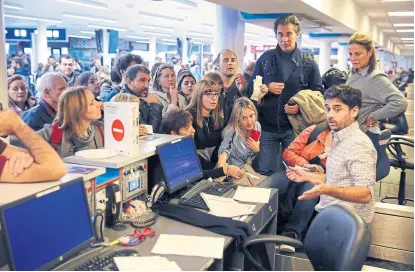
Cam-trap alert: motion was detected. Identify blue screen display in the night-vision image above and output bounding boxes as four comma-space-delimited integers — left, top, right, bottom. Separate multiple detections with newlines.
158, 137, 202, 191
3, 180, 93, 271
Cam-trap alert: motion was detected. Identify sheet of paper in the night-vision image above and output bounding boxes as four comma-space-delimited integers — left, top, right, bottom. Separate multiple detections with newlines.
114, 256, 182, 271
201, 193, 256, 218
151, 234, 225, 259
233, 187, 271, 203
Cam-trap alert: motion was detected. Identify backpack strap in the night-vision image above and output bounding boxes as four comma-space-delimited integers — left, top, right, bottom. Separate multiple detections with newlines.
301, 52, 314, 88
50, 123, 64, 150
93, 122, 105, 146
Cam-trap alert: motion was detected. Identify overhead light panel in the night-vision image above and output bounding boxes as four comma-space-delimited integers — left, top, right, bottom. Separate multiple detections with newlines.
88, 24, 127, 32
379, 0, 413, 2
162, 42, 177, 46
193, 41, 204, 45
140, 24, 174, 32
80, 31, 95, 34
161, 39, 177, 42
402, 38, 414, 40
394, 23, 414, 27
166, 0, 197, 9
4, 2, 24, 10
202, 23, 214, 29
139, 11, 184, 24
188, 31, 212, 38
143, 31, 171, 37
388, 11, 414, 16
404, 44, 414, 47
63, 13, 117, 23
56, 0, 107, 10
4, 14, 62, 23
127, 35, 149, 40
245, 32, 260, 37
69, 35, 92, 39
396, 29, 414, 32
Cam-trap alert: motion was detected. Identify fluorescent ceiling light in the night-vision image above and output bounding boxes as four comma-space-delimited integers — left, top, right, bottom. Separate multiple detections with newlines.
139, 11, 184, 23
4, 2, 24, 10
56, 0, 107, 10
396, 29, 414, 32
379, 0, 413, 2
388, 11, 414, 16
404, 44, 414, 47
202, 23, 214, 29
394, 23, 414, 27
140, 24, 174, 32
188, 31, 212, 37
166, 0, 197, 9
144, 31, 171, 37
69, 35, 92, 39
127, 35, 149, 40
162, 42, 177, 46
136, 40, 148, 43
402, 38, 414, 40
80, 31, 95, 34
88, 24, 127, 32
193, 41, 204, 45
245, 32, 260, 37
63, 13, 117, 23
161, 39, 177, 42
4, 14, 62, 23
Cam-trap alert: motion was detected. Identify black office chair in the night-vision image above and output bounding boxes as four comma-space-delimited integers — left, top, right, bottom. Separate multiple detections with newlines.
382, 135, 414, 205
376, 129, 392, 181
242, 205, 371, 271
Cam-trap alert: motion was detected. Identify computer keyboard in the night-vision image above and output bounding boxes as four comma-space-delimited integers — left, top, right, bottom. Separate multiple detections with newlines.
74, 249, 139, 271
179, 182, 237, 210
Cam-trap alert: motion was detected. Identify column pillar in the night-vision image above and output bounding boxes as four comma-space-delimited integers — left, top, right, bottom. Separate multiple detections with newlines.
37, 22, 48, 66
319, 40, 331, 75
337, 43, 348, 72
149, 36, 157, 69
0, 0, 7, 110
181, 36, 189, 65
102, 29, 111, 68
214, 5, 245, 72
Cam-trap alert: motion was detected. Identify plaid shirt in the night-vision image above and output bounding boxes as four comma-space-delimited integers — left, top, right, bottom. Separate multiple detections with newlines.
315, 121, 377, 223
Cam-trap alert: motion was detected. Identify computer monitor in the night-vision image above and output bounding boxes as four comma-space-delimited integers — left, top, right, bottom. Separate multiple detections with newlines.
156, 136, 203, 194
0, 178, 94, 271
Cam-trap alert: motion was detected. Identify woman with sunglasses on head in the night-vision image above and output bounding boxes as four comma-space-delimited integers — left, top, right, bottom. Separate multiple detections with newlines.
151, 64, 186, 116
185, 79, 224, 165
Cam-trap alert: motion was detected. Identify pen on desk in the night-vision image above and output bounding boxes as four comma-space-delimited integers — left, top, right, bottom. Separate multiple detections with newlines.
109, 239, 120, 246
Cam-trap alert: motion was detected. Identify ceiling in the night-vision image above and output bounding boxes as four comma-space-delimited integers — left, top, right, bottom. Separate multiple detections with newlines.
2, 0, 414, 55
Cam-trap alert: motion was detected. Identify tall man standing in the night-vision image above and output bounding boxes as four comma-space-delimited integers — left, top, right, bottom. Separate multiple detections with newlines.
248, 14, 324, 175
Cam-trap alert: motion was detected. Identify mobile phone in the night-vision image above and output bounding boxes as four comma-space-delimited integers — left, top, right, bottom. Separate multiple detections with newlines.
250, 130, 261, 142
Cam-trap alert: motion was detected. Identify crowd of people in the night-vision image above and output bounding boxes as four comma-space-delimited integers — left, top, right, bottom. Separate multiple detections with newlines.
1, 15, 409, 252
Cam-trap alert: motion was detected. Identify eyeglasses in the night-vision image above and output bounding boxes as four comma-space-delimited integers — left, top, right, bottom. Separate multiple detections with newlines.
203, 92, 219, 98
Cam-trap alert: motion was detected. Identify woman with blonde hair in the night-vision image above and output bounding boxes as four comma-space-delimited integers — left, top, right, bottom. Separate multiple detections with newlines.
36, 86, 104, 158
151, 64, 186, 116
217, 97, 266, 186
347, 32, 407, 157
185, 79, 223, 164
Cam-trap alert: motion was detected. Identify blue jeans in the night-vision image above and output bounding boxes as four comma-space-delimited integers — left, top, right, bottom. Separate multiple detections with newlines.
253, 129, 295, 176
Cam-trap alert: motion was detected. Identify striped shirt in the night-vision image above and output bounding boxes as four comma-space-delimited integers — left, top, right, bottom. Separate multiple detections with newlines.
315, 121, 377, 223
219, 122, 261, 168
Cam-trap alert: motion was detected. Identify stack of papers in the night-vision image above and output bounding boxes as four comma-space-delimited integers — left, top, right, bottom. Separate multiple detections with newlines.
201, 193, 256, 218
114, 256, 181, 271
151, 234, 225, 259
233, 187, 271, 203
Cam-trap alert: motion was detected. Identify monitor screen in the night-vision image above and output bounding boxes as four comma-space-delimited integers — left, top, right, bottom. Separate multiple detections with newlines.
157, 137, 203, 194
1, 179, 94, 271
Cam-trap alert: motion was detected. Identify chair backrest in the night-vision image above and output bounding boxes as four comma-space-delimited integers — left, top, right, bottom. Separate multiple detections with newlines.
377, 129, 392, 180
304, 205, 371, 271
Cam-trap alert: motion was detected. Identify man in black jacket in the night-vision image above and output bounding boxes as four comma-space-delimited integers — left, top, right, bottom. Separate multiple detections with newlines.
120, 64, 162, 133
248, 14, 323, 176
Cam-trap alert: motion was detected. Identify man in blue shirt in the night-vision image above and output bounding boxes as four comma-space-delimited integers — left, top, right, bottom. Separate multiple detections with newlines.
248, 14, 324, 176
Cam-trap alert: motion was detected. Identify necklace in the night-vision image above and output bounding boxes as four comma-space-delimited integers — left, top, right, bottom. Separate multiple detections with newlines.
203, 116, 210, 134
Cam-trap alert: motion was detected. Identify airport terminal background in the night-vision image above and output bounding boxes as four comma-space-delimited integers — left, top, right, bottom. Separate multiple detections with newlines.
0, 0, 414, 271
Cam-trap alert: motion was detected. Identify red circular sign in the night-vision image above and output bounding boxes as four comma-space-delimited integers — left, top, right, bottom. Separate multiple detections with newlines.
111, 119, 125, 142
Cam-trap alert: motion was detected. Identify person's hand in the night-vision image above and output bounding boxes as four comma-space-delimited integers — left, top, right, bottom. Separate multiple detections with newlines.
169, 86, 179, 105
8, 152, 34, 177
215, 176, 226, 183
145, 94, 160, 104
227, 165, 243, 179
284, 103, 299, 115
258, 84, 268, 100
286, 166, 311, 183
234, 73, 247, 92
298, 183, 328, 200
268, 82, 285, 95
0, 110, 24, 136
138, 125, 148, 136
365, 114, 378, 128
303, 163, 325, 173
247, 137, 260, 153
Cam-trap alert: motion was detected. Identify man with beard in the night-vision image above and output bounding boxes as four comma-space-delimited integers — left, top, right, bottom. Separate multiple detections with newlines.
216, 49, 247, 126
120, 64, 162, 134
59, 54, 78, 87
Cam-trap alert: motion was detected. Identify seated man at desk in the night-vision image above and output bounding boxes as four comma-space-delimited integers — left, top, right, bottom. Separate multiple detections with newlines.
0, 110, 67, 182
120, 64, 162, 134
161, 109, 243, 180
287, 84, 376, 224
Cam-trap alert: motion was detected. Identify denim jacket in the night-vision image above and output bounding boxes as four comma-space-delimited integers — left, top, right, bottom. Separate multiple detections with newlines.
247, 45, 323, 133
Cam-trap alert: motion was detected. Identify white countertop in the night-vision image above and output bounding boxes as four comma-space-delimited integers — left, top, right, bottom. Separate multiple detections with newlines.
63, 134, 182, 169
0, 164, 105, 207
